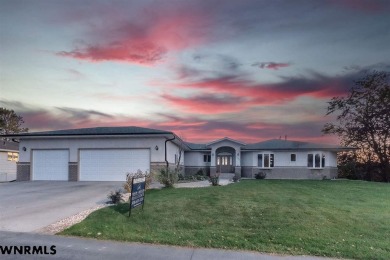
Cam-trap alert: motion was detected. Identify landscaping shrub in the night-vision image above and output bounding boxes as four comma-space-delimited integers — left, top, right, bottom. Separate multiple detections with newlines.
196, 169, 204, 176
209, 175, 219, 186
196, 175, 205, 181
233, 175, 240, 182
107, 189, 124, 204
255, 171, 267, 179
157, 168, 178, 188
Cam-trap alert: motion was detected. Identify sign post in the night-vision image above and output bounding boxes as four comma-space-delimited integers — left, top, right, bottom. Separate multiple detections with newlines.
129, 176, 146, 217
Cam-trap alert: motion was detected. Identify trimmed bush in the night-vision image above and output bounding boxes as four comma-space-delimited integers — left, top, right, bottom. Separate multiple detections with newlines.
255, 172, 267, 179
209, 175, 219, 186
157, 168, 178, 188
107, 189, 124, 204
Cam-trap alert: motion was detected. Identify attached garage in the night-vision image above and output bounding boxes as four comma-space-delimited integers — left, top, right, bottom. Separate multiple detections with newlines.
32, 150, 69, 180
79, 149, 150, 181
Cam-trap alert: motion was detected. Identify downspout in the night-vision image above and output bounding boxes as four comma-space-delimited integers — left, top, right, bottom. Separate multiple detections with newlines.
165, 135, 176, 170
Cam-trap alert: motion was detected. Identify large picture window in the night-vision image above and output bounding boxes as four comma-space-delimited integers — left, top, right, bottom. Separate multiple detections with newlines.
258, 153, 274, 168
308, 153, 325, 168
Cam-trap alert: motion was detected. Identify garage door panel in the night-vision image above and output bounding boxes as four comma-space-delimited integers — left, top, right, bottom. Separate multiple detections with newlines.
79, 149, 150, 181
32, 150, 69, 180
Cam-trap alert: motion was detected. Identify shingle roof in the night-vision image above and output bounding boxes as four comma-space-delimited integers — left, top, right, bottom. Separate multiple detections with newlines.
2, 126, 350, 151
0, 140, 19, 151
4, 126, 173, 137
184, 142, 209, 150
243, 139, 345, 150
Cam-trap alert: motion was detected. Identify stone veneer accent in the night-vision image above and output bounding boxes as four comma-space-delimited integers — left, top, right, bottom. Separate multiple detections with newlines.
68, 162, 78, 181
184, 166, 210, 176
16, 162, 31, 181
242, 167, 338, 180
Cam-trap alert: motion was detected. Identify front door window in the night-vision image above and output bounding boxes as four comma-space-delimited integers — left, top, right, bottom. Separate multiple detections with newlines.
217, 154, 233, 173
217, 156, 232, 166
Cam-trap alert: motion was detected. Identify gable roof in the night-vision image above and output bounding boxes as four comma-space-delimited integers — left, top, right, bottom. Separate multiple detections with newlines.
206, 137, 246, 146
243, 139, 348, 151
2, 126, 173, 138
0, 140, 19, 152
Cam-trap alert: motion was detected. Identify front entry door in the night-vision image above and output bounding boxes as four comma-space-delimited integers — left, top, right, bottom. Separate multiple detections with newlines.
217, 155, 234, 173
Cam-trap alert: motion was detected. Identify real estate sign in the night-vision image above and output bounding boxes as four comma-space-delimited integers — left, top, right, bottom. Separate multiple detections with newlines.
129, 176, 146, 216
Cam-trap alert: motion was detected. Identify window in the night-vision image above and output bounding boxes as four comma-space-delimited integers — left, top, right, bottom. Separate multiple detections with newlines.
307, 154, 313, 167
291, 154, 296, 162
308, 153, 324, 168
257, 154, 263, 167
203, 154, 211, 163
258, 153, 274, 168
7, 152, 18, 162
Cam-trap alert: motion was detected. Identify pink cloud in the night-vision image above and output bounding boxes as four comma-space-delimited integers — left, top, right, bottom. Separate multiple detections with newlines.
58, 42, 166, 65
57, 9, 210, 65
3, 100, 339, 145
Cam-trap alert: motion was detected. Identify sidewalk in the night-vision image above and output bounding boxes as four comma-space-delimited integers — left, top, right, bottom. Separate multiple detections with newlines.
0, 231, 340, 260
150, 173, 235, 189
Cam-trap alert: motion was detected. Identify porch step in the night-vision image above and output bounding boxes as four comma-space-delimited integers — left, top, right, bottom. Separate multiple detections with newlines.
219, 173, 235, 180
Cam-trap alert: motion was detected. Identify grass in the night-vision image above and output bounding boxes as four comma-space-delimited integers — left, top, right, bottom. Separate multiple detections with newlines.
60, 180, 390, 259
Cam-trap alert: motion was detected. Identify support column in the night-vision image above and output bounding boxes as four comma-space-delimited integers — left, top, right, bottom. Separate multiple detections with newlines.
234, 166, 242, 178
69, 162, 78, 181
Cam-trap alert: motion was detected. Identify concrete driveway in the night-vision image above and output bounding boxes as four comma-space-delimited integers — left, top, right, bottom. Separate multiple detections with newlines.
0, 181, 122, 233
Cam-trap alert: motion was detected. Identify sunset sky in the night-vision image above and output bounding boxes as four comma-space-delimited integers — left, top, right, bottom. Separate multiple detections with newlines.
1, 0, 389, 143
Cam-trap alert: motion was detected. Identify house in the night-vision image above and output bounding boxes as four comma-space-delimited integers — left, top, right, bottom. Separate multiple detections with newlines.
2, 126, 351, 181
0, 140, 19, 182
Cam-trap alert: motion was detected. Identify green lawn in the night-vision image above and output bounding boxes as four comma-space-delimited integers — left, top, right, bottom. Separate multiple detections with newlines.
60, 180, 390, 259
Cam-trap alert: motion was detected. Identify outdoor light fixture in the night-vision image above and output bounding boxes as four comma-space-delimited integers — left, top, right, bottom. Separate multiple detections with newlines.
23, 147, 27, 151
237, 153, 240, 156
155, 145, 159, 150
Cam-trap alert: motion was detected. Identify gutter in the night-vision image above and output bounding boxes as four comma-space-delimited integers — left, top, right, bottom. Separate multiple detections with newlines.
165, 135, 176, 169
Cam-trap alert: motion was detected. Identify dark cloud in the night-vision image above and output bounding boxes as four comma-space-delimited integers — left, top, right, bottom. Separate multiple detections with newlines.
161, 93, 249, 114
252, 62, 291, 70
329, 0, 390, 13
56, 107, 113, 120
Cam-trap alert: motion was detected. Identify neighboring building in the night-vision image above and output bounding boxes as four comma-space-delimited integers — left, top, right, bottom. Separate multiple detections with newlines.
2, 126, 351, 181
0, 140, 19, 182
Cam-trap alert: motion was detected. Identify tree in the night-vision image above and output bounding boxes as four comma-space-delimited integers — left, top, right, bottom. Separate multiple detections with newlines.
323, 71, 390, 182
0, 107, 29, 135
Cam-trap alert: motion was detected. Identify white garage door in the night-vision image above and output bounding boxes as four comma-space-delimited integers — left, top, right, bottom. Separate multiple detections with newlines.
32, 150, 69, 180
79, 149, 150, 181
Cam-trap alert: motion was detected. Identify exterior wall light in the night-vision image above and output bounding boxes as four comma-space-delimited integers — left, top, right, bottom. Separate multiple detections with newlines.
155, 145, 159, 150
23, 147, 27, 151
